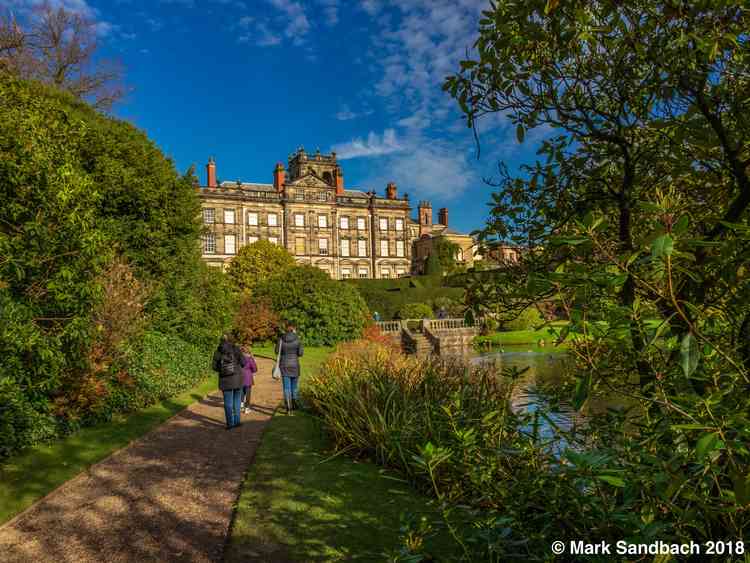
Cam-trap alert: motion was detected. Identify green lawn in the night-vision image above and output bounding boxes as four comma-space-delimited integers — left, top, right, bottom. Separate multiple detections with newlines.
252, 343, 333, 383
0, 375, 216, 525
225, 411, 453, 562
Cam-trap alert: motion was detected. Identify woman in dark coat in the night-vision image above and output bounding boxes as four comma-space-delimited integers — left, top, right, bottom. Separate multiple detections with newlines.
276, 323, 304, 414
212, 334, 246, 429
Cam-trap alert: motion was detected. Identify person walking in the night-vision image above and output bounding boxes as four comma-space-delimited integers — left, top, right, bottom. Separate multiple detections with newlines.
212, 334, 246, 429
276, 322, 304, 415
240, 344, 258, 413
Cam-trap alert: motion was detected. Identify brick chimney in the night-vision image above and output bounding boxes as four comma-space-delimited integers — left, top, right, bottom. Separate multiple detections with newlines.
438, 207, 448, 226
206, 156, 217, 188
335, 165, 344, 196
418, 200, 432, 237
386, 182, 397, 200
273, 162, 286, 193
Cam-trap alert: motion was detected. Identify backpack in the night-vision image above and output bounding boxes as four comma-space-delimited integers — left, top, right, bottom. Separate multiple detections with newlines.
219, 347, 236, 378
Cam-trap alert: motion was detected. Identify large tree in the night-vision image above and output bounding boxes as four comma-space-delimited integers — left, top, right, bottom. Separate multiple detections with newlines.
444, 0, 750, 550
226, 240, 296, 294
0, 3, 124, 110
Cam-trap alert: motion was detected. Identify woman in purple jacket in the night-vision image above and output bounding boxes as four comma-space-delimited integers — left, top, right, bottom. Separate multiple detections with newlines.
240, 344, 258, 414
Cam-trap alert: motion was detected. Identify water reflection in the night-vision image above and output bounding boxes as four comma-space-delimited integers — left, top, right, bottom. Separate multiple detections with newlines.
469, 345, 583, 454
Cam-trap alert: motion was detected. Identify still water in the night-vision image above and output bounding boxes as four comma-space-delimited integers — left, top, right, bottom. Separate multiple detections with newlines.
469, 345, 583, 453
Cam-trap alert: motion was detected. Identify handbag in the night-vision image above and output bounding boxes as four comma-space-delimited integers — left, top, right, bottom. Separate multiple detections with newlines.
272, 338, 282, 380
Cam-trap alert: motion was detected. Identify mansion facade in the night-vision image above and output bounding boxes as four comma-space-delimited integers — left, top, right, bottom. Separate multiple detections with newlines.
198, 147, 475, 280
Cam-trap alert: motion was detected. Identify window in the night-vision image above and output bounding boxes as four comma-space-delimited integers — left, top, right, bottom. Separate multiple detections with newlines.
318, 214, 328, 228
224, 209, 235, 224
357, 239, 367, 257
340, 216, 349, 230
202, 233, 216, 253
319, 238, 328, 255
247, 236, 259, 244
294, 213, 305, 227
358, 267, 369, 279
381, 268, 391, 279
268, 213, 278, 227
357, 217, 366, 230
395, 218, 404, 231
269, 236, 279, 245
247, 212, 258, 226
341, 239, 350, 257
341, 268, 352, 279
379, 217, 388, 231
225, 234, 236, 254
380, 240, 389, 257
295, 191, 304, 201
318, 192, 328, 201
295, 237, 306, 255
203, 208, 215, 224
396, 240, 405, 257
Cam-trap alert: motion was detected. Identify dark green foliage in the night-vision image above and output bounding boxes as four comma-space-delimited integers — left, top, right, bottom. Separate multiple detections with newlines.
347, 276, 464, 320
397, 302, 434, 320
0, 76, 232, 459
107, 332, 210, 414
441, 0, 750, 556
423, 252, 443, 276
254, 266, 369, 346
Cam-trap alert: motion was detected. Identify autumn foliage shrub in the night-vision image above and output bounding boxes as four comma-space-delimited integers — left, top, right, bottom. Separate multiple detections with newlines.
233, 295, 281, 345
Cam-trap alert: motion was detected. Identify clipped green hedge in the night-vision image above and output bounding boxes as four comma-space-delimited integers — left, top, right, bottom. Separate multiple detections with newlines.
346, 276, 463, 320
108, 331, 210, 413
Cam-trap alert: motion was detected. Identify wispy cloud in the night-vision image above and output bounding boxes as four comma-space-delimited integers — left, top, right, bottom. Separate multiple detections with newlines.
317, 0, 339, 26
267, 0, 310, 39
335, 104, 373, 121
365, 143, 473, 200
331, 129, 404, 159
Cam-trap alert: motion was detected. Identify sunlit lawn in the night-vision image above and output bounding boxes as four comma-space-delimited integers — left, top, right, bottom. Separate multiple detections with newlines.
0, 376, 216, 525
225, 411, 454, 562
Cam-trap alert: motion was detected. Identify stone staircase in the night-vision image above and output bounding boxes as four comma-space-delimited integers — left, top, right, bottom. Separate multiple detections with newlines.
403, 331, 434, 355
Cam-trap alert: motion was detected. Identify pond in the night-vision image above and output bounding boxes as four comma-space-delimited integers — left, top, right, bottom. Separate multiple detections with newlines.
468, 345, 584, 454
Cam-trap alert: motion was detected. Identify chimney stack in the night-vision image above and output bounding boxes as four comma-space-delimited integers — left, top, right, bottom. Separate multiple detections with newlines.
418, 200, 432, 237
206, 156, 217, 188
335, 165, 344, 196
273, 162, 286, 193
438, 207, 448, 226
386, 182, 397, 200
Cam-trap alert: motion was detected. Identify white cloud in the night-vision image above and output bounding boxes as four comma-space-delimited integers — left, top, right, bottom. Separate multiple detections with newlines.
335, 104, 373, 121
267, 0, 310, 38
331, 129, 404, 159
364, 142, 473, 200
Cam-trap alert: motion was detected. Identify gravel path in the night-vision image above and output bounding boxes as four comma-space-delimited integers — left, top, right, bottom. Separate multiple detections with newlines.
0, 358, 283, 563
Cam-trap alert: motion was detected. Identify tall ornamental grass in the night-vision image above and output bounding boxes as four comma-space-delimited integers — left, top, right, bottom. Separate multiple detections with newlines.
304, 342, 749, 562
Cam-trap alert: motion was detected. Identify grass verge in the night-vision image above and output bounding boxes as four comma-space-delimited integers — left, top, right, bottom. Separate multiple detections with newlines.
475, 327, 564, 347
0, 375, 216, 525
252, 344, 334, 384
225, 411, 452, 562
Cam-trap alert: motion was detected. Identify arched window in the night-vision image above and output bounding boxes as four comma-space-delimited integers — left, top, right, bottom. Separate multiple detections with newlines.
323, 171, 333, 185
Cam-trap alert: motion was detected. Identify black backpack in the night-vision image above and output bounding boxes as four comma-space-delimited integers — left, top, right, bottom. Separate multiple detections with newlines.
219, 347, 236, 378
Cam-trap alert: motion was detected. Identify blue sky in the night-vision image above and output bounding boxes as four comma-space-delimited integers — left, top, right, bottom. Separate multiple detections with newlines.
6, 0, 539, 235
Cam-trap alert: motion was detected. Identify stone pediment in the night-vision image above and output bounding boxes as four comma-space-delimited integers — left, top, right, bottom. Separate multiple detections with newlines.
286, 174, 332, 188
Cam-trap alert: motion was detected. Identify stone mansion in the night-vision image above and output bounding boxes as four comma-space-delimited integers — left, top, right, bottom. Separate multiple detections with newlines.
198, 147, 476, 280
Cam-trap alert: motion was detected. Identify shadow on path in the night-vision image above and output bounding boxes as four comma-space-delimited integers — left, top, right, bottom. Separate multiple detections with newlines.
0, 358, 283, 563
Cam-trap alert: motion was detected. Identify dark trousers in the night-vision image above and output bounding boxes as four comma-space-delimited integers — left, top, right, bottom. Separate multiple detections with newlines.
242, 385, 252, 406
222, 388, 242, 427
